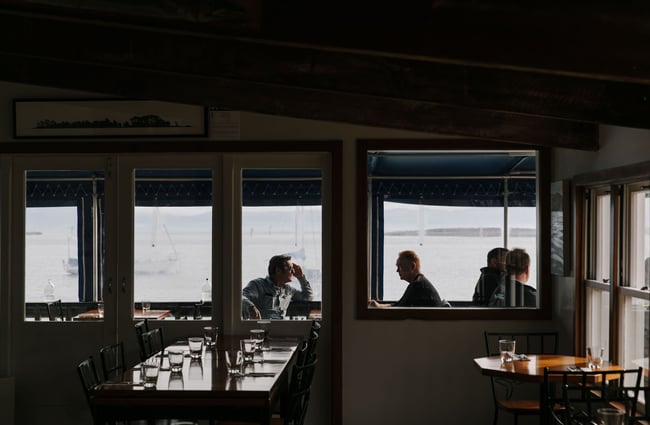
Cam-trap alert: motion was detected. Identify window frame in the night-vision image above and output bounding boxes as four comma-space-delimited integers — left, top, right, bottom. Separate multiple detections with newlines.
574, 160, 650, 367
356, 139, 552, 320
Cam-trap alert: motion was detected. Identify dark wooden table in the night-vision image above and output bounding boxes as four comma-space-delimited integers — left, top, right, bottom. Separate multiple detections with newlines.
474, 354, 623, 425
91, 335, 300, 425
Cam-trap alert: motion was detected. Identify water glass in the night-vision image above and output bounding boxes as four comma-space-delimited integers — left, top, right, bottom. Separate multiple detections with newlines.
141, 301, 151, 315
188, 337, 203, 359
587, 346, 604, 369
250, 329, 265, 351
597, 408, 625, 425
257, 320, 271, 351
240, 339, 256, 363
499, 339, 516, 363
97, 302, 104, 318
225, 349, 243, 376
168, 349, 184, 373
142, 357, 160, 388
203, 326, 218, 349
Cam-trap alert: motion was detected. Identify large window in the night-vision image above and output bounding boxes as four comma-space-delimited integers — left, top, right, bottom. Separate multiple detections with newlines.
23, 168, 214, 321
578, 169, 650, 396
357, 140, 551, 320
240, 168, 323, 321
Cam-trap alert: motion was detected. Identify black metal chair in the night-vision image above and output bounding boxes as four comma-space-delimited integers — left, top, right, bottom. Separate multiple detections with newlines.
46, 299, 64, 321
100, 341, 127, 382
141, 327, 165, 360
134, 319, 150, 361
484, 331, 559, 425
283, 354, 318, 425
543, 367, 642, 425
77, 355, 101, 408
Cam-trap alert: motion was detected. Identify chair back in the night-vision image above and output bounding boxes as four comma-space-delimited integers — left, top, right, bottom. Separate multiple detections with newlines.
99, 342, 126, 381
285, 355, 318, 425
484, 331, 559, 356
134, 319, 149, 360
46, 299, 64, 321
310, 319, 321, 336
302, 330, 319, 366
543, 367, 642, 425
77, 356, 101, 405
141, 327, 165, 359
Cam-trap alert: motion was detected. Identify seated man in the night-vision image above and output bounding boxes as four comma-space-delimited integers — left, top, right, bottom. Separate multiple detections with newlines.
242, 254, 313, 319
472, 247, 508, 306
489, 248, 537, 307
368, 250, 449, 308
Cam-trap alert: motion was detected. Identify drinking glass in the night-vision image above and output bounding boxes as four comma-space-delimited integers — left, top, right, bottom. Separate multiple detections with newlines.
257, 320, 271, 351
168, 349, 184, 373
597, 408, 625, 425
499, 339, 516, 363
250, 329, 265, 351
240, 339, 256, 363
587, 346, 604, 369
188, 337, 204, 359
97, 302, 104, 318
141, 301, 151, 315
142, 357, 160, 388
203, 326, 218, 349
225, 349, 243, 376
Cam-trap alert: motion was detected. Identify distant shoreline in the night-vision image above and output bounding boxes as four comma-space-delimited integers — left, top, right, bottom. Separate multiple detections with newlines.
385, 227, 535, 237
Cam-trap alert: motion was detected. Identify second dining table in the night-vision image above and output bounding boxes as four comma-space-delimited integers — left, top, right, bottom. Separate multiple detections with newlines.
474, 354, 624, 425
91, 334, 301, 425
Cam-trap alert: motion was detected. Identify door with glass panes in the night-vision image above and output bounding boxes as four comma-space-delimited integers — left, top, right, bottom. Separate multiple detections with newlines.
11, 154, 218, 425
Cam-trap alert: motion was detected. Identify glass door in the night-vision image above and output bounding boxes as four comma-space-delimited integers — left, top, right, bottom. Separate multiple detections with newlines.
11, 155, 113, 424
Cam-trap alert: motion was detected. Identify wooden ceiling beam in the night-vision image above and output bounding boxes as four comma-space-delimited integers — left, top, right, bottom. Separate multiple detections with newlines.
6, 9, 645, 148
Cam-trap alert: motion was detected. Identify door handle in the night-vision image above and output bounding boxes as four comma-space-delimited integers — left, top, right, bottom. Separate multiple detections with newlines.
106, 277, 113, 294
121, 277, 127, 293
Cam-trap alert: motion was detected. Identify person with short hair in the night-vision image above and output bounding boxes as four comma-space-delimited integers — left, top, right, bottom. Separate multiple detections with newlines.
368, 250, 448, 308
489, 248, 537, 307
242, 254, 313, 319
472, 247, 509, 306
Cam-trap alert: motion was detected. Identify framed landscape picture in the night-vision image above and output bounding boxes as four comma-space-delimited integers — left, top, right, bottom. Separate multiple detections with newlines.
550, 179, 572, 276
13, 99, 207, 138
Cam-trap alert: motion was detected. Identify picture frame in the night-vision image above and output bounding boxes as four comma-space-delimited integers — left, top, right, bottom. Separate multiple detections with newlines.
550, 179, 572, 276
13, 99, 207, 138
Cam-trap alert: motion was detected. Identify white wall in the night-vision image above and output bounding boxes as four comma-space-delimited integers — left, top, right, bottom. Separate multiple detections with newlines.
2, 80, 649, 425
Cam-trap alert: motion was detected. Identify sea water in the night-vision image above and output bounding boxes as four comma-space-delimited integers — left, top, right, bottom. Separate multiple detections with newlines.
25, 230, 535, 304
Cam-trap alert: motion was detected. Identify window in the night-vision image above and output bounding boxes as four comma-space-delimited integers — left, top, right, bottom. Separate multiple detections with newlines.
132, 169, 213, 317
578, 168, 650, 395
357, 140, 551, 320
24, 170, 105, 320
240, 168, 322, 321
22, 167, 214, 321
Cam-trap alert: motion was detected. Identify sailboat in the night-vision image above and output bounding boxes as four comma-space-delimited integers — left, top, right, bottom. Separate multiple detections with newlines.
134, 207, 180, 275
63, 207, 180, 275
